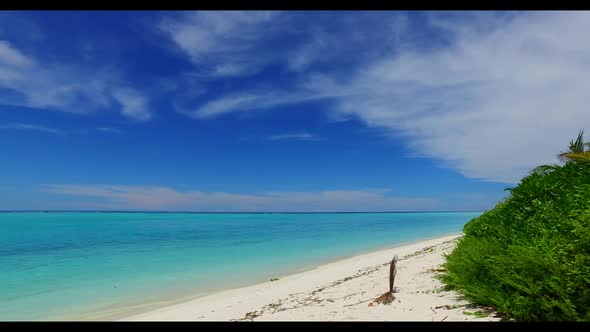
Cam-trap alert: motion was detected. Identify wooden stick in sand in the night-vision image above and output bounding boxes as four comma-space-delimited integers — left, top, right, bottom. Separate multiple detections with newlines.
374, 256, 398, 305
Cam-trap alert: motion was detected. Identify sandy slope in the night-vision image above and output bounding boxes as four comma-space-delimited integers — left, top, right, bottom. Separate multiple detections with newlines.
122, 234, 501, 321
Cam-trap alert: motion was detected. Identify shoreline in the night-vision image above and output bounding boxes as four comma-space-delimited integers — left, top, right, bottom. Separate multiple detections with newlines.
63, 232, 462, 321
115, 233, 500, 321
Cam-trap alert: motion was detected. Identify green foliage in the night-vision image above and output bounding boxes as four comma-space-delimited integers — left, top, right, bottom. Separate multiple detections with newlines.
442, 132, 590, 321
463, 310, 490, 318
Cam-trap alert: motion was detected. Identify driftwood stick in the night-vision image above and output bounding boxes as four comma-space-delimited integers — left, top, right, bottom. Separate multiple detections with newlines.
389, 256, 397, 292
374, 256, 398, 305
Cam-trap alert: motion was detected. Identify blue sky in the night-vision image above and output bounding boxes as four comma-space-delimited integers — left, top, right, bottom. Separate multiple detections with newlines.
1, 11, 586, 212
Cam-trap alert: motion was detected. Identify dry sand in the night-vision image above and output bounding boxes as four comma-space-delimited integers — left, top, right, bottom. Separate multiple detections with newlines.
121, 234, 501, 321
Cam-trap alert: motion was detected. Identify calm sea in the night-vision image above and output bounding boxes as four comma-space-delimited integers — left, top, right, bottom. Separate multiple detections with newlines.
0, 211, 481, 320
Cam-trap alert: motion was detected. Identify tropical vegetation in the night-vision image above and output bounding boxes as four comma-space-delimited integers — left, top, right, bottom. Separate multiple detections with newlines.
441, 130, 590, 321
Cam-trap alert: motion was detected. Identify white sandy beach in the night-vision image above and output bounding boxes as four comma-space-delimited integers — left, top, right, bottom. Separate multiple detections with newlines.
121, 234, 500, 321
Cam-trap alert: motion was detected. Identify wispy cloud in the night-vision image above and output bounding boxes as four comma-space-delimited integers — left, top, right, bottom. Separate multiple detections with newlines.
160, 11, 408, 79
112, 88, 152, 122
306, 12, 590, 183
160, 12, 409, 118
286, 12, 409, 73
0, 40, 33, 67
96, 127, 122, 134
0, 123, 65, 135
0, 39, 152, 121
159, 11, 280, 78
181, 90, 321, 118
266, 132, 315, 141
41, 184, 441, 212
3, 12, 587, 186
173, 12, 590, 184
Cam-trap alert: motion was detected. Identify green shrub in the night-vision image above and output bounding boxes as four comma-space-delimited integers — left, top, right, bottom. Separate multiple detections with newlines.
442, 159, 590, 321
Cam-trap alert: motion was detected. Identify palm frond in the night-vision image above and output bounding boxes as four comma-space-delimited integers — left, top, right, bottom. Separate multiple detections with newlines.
559, 130, 588, 163
561, 151, 590, 164
568, 130, 585, 154
558, 152, 570, 163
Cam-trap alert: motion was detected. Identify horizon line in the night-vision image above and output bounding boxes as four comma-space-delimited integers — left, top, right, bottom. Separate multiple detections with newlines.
0, 210, 486, 214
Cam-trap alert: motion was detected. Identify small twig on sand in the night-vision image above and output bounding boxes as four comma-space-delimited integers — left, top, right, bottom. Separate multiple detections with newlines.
341, 292, 364, 301
344, 298, 374, 307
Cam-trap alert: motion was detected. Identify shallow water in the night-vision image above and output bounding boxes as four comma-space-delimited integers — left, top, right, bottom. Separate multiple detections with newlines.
0, 211, 481, 320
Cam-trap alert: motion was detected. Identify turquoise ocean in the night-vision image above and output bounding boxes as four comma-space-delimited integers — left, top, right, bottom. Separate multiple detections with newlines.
0, 211, 481, 320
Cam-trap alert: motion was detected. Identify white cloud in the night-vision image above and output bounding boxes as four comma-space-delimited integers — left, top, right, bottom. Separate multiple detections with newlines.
266, 132, 315, 141
211, 63, 249, 77
286, 13, 408, 73
0, 40, 151, 121
287, 35, 327, 73
0, 123, 65, 135
160, 12, 412, 120
182, 90, 321, 118
112, 88, 152, 122
0, 40, 33, 68
309, 12, 590, 183
96, 127, 121, 134
4, 12, 585, 186
159, 11, 407, 81
181, 12, 590, 184
187, 93, 268, 118
159, 11, 279, 78
41, 184, 441, 212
